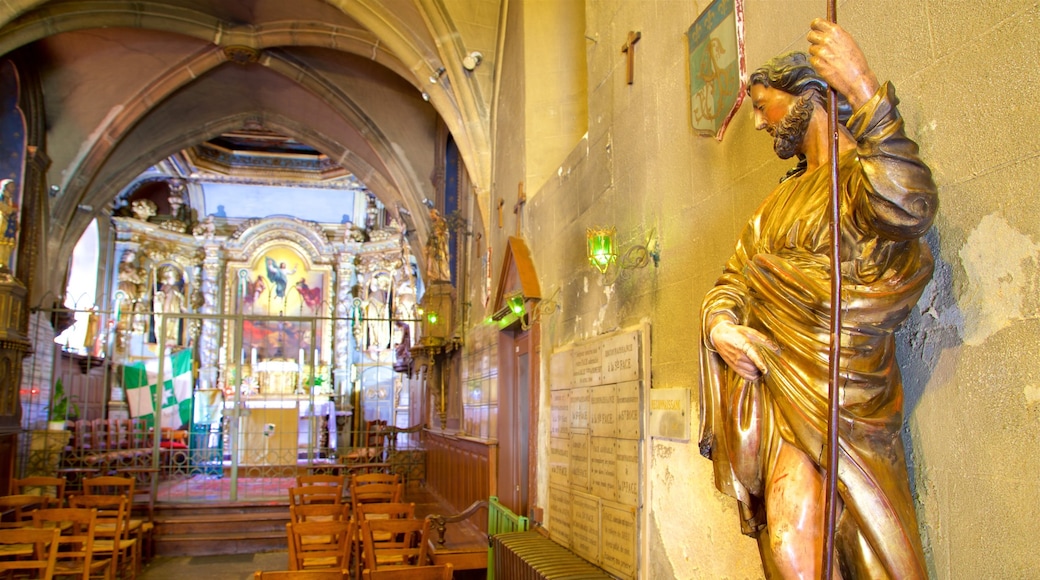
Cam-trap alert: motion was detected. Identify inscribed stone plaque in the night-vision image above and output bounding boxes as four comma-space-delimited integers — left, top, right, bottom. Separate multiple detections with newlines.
589, 384, 617, 438
649, 387, 691, 441
568, 431, 590, 489
602, 331, 641, 385
570, 493, 601, 564
550, 389, 570, 437
601, 503, 638, 579
572, 342, 603, 387
615, 438, 640, 507
589, 436, 617, 500
549, 437, 570, 486
616, 380, 641, 440
569, 387, 590, 431
550, 349, 573, 391
548, 484, 572, 547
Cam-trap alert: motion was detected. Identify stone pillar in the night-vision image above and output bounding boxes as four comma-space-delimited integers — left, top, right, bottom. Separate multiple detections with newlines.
198, 244, 223, 390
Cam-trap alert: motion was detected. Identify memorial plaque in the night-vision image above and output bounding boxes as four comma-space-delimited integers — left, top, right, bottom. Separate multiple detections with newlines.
548, 484, 572, 547
616, 380, 641, 440
550, 349, 573, 391
568, 432, 590, 489
569, 387, 590, 431
615, 438, 640, 507
549, 437, 570, 485
602, 331, 641, 385
601, 502, 638, 579
572, 342, 603, 387
649, 387, 691, 441
589, 384, 617, 438
589, 436, 618, 500
550, 389, 570, 437
570, 493, 601, 564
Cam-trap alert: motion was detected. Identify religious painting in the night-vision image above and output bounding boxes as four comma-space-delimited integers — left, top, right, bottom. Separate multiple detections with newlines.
687, 0, 746, 140
235, 244, 327, 361
0, 60, 26, 272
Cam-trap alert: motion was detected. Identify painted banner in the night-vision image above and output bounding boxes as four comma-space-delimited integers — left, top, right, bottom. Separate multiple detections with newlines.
125, 348, 193, 429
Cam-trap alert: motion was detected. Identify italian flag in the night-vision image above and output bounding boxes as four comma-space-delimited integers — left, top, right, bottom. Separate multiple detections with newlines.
124, 348, 193, 429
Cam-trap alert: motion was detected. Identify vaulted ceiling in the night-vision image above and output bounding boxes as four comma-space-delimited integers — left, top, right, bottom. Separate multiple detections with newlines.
0, 0, 501, 289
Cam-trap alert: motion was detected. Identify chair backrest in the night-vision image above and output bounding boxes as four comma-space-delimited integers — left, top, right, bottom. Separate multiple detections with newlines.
360, 517, 430, 570
350, 482, 402, 517
289, 503, 350, 524
254, 570, 349, 579
0, 527, 60, 579
362, 564, 453, 580
356, 502, 415, 521
82, 476, 135, 499
32, 507, 107, 580
289, 486, 343, 507
296, 474, 346, 488
0, 494, 51, 525
286, 519, 355, 572
13, 476, 67, 504
351, 473, 400, 487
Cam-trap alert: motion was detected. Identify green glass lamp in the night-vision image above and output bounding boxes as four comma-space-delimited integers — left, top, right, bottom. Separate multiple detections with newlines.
587, 227, 618, 274
507, 293, 526, 317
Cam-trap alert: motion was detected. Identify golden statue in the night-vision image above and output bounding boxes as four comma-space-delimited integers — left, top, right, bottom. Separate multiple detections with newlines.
699, 20, 934, 579
424, 208, 451, 282
153, 265, 185, 346
0, 179, 18, 270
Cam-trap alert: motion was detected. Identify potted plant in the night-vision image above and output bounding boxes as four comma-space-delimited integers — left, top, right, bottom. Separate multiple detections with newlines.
48, 378, 78, 430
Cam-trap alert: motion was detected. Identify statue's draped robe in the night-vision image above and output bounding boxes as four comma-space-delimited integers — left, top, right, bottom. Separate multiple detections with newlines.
699, 83, 934, 579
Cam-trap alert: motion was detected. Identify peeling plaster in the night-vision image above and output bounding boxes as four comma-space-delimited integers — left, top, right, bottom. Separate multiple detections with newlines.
1025, 384, 1040, 406
958, 214, 1040, 346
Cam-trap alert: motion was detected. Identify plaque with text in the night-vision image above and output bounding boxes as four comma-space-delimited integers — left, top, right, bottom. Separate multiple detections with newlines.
589, 436, 617, 500
569, 387, 589, 431
589, 384, 617, 438
550, 389, 570, 437
649, 387, 691, 441
568, 431, 590, 489
572, 342, 603, 387
570, 493, 601, 564
601, 502, 638, 579
549, 437, 570, 485
602, 332, 641, 385
550, 349, 573, 391
548, 484, 572, 547
615, 438, 640, 507
616, 380, 641, 440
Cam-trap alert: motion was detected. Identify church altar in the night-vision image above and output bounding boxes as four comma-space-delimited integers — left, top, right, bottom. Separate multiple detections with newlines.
231, 395, 339, 466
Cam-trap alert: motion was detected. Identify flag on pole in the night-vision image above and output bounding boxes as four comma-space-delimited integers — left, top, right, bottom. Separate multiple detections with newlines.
124, 348, 194, 429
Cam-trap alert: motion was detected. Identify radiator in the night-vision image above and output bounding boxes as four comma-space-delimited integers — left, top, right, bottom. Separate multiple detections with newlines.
492, 530, 614, 580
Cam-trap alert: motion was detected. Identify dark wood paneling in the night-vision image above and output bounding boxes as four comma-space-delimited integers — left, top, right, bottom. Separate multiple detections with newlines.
424, 430, 496, 534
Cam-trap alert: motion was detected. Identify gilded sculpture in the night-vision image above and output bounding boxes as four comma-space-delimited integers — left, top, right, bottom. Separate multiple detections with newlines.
699, 20, 934, 579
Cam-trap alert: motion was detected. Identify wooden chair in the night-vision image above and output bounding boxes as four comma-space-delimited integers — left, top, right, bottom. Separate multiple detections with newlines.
13, 476, 67, 506
355, 503, 415, 521
32, 507, 112, 580
289, 486, 343, 507
253, 570, 349, 579
68, 495, 138, 580
0, 494, 50, 528
360, 517, 430, 570
350, 473, 400, 488
349, 483, 402, 520
0, 527, 60, 579
82, 476, 152, 572
362, 564, 453, 580
344, 420, 388, 465
286, 520, 355, 572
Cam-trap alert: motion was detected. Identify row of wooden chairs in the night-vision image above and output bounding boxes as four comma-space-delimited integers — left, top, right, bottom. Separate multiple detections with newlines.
252, 567, 452, 579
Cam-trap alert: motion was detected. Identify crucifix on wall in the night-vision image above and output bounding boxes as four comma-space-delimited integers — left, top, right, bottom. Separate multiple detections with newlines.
622, 30, 641, 85
514, 182, 526, 236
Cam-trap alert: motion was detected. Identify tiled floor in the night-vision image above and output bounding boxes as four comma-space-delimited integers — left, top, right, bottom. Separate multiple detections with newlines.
140, 551, 290, 580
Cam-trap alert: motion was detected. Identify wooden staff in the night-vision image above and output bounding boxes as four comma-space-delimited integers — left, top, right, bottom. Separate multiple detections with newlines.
822, 0, 842, 578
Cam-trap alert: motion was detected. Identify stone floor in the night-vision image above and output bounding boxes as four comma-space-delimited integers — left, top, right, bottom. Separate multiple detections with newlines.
139, 551, 291, 580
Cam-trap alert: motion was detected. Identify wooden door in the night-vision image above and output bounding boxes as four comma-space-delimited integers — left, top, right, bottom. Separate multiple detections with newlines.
498, 329, 534, 518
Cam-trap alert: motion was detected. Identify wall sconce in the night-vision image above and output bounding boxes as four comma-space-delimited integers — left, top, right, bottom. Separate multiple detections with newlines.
500, 289, 560, 331
586, 226, 660, 278
426, 310, 440, 325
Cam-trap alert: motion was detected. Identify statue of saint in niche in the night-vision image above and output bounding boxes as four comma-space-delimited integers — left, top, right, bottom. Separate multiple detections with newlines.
153, 265, 185, 346
698, 20, 934, 579
424, 208, 451, 282
0, 179, 18, 269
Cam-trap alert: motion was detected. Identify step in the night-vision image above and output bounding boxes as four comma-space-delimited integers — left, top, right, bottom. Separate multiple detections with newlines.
151, 503, 292, 557
155, 531, 288, 557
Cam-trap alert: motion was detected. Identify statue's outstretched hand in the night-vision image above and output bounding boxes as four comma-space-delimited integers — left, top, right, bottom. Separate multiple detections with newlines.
710, 320, 779, 382
806, 18, 880, 110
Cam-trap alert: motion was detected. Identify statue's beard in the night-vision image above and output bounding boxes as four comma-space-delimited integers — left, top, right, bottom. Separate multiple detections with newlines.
770, 95, 815, 160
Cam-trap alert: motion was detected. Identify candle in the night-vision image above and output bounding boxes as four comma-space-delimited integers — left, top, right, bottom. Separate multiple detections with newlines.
251, 347, 258, 369
298, 348, 305, 371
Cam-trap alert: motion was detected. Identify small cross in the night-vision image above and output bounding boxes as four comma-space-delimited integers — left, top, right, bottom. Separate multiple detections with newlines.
621, 31, 641, 85
513, 182, 527, 236
497, 198, 505, 229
